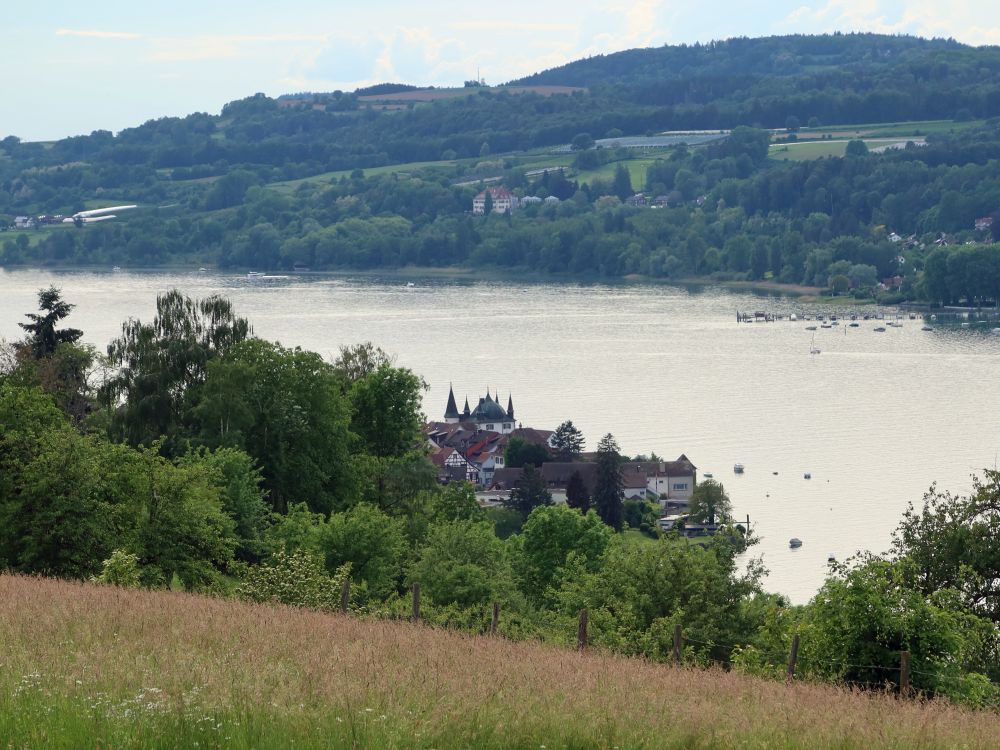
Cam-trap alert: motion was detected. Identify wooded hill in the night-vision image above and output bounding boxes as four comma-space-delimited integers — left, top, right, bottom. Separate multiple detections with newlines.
3, 33, 1000, 303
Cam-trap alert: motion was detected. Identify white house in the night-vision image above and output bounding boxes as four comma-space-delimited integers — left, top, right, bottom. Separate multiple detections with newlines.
645, 455, 698, 504
473, 186, 518, 215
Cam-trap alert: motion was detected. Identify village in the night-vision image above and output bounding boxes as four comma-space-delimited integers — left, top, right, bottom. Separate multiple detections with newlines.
423, 385, 719, 537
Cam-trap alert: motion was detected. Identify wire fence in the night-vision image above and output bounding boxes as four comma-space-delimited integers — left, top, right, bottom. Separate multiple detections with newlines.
340, 579, 955, 697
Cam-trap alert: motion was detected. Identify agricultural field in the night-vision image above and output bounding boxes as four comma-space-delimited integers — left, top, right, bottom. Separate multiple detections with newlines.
574, 156, 660, 187
2, 575, 997, 749
267, 159, 463, 194
769, 138, 927, 161
796, 119, 985, 139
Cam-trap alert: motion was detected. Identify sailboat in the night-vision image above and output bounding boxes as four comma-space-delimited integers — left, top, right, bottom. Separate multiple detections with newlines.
810, 333, 821, 355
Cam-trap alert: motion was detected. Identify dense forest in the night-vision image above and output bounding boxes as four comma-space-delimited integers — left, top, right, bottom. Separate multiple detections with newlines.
3, 33, 1000, 303
1, 288, 997, 706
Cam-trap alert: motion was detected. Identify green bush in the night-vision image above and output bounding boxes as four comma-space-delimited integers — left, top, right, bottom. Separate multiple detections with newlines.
237, 549, 350, 613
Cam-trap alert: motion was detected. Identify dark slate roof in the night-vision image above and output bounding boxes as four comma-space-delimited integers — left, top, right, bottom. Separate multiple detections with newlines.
444, 385, 460, 420
470, 394, 508, 422
509, 427, 554, 447
621, 462, 652, 490
491, 467, 525, 489
662, 454, 697, 475
540, 462, 598, 493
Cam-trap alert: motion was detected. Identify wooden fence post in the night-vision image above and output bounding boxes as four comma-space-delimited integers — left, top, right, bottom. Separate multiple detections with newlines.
411, 582, 420, 623
490, 602, 500, 635
900, 651, 911, 697
672, 623, 682, 665
340, 578, 350, 614
577, 608, 588, 651
785, 633, 800, 685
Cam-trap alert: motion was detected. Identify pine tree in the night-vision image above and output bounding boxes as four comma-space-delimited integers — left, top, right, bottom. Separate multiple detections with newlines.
504, 464, 552, 517
19, 287, 83, 358
565, 470, 590, 512
593, 433, 624, 531
551, 420, 585, 461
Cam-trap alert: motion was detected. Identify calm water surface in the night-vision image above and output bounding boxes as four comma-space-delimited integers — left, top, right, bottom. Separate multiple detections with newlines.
3, 268, 999, 603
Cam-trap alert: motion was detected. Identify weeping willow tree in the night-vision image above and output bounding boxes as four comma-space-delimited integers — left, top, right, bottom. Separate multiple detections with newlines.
100, 290, 252, 451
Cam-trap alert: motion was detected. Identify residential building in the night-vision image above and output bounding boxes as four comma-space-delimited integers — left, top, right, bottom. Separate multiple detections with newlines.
472, 186, 518, 215
644, 455, 698, 502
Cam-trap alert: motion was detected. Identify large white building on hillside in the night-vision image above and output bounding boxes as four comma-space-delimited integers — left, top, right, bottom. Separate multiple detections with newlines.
473, 187, 518, 215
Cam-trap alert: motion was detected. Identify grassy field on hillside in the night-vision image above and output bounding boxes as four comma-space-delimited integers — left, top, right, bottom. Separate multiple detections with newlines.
268, 160, 463, 193
1, 575, 997, 749
575, 158, 656, 188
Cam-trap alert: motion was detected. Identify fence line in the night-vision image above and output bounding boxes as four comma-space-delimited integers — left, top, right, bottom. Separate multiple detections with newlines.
336, 586, 940, 697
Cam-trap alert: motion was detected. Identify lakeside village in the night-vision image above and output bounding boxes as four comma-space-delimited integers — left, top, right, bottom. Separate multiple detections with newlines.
424, 385, 728, 537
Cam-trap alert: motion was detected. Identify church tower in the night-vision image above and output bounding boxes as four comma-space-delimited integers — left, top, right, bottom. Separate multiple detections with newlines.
444, 384, 460, 423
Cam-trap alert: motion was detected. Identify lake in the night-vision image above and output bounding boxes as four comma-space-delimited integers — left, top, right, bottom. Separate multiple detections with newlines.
2, 267, 998, 603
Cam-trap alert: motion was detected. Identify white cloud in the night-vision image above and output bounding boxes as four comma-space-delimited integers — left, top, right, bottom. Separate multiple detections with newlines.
55, 28, 141, 40
781, 0, 1000, 44
147, 33, 328, 62
450, 21, 576, 32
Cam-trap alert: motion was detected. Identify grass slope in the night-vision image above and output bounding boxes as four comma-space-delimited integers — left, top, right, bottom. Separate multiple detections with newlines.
1, 575, 997, 749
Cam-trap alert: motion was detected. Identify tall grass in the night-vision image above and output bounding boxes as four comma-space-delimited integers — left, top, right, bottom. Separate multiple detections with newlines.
0, 574, 996, 749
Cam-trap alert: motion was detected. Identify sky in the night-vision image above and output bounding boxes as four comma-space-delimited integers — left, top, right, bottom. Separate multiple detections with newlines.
2, 1, 998, 141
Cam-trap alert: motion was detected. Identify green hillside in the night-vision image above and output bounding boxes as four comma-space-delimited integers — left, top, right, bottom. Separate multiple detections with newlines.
2, 34, 1000, 305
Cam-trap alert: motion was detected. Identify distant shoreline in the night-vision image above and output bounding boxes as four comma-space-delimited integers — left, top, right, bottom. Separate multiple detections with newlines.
0, 263, 893, 302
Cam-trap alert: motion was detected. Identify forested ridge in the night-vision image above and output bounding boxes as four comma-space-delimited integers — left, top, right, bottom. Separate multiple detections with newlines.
1, 288, 998, 706
3, 33, 1000, 303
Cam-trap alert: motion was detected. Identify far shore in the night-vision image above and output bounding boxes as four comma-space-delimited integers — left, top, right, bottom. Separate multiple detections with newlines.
0, 263, 915, 303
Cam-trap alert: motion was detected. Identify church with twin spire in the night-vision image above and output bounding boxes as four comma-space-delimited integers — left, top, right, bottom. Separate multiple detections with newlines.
443, 385, 516, 434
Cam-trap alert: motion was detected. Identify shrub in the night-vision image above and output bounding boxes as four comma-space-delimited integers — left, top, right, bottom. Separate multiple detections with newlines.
95, 549, 142, 588
237, 549, 350, 612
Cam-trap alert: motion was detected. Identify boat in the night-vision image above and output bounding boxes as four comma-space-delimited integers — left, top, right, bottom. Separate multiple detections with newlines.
733, 463, 744, 474
848, 322, 859, 328
790, 313, 797, 321
805, 325, 817, 331
804, 473, 811, 479
821, 324, 832, 329
111, 266, 122, 272
922, 326, 933, 331
827, 553, 837, 562
789, 538, 802, 549
247, 271, 264, 279
198, 267, 207, 272
874, 326, 886, 332
406, 282, 416, 288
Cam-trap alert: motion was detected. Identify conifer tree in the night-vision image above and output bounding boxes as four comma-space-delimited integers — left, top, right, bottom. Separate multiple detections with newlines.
593, 433, 624, 531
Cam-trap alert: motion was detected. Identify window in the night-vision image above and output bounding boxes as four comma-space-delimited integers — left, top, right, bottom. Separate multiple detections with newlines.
672, 483, 688, 491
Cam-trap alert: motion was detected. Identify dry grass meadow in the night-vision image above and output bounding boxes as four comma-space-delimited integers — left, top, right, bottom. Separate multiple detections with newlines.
1, 574, 997, 749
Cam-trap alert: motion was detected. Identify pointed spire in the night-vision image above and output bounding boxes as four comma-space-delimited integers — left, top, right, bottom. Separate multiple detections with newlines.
463, 396, 470, 416
507, 393, 514, 420
444, 383, 459, 420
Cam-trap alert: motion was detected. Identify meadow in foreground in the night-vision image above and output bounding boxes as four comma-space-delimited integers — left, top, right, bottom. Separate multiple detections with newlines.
1, 575, 997, 749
